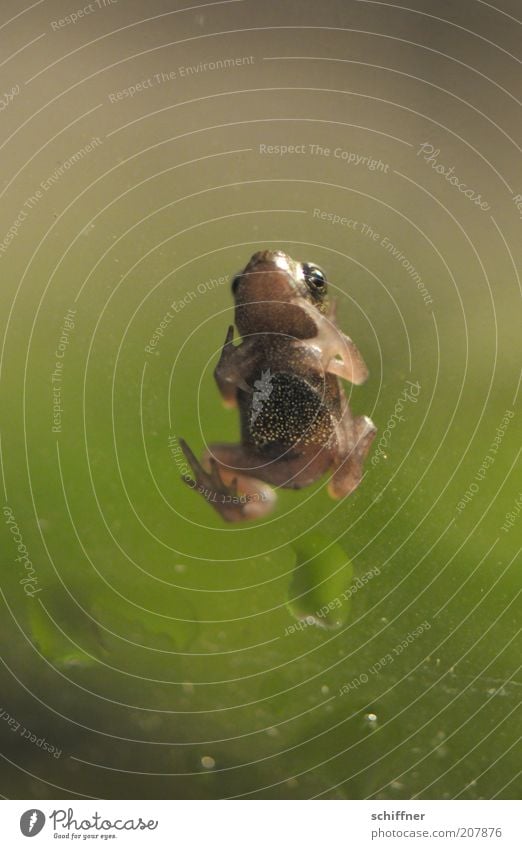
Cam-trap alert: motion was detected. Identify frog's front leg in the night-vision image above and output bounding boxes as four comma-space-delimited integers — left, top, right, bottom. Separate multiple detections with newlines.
179, 439, 276, 522
320, 318, 369, 385
214, 326, 257, 408
328, 413, 376, 499
293, 302, 370, 385
326, 332, 369, 385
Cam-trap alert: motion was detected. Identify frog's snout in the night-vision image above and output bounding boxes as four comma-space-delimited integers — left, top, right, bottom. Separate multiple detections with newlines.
247, 249, 289, 269
250, 249, 279, 263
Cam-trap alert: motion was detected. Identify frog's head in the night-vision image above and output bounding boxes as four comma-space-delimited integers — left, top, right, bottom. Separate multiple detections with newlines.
232, 250, 329, 340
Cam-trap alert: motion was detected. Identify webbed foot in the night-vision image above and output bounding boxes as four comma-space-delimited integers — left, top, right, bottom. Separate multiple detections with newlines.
179, 438, 275, 522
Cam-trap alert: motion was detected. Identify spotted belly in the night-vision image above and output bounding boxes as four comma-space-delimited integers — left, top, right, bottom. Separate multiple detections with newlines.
242, 371, 335, 450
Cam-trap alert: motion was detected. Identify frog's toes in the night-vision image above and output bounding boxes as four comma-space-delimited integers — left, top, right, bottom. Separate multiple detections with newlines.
179, 439, 225, 492
178, 438, 253, 522
178, 438, 204, 485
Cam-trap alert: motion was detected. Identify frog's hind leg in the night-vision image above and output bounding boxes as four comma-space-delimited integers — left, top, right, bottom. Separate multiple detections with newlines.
211, 440, 335, 494
328, 414, 376, 499
179, 439, 276, 522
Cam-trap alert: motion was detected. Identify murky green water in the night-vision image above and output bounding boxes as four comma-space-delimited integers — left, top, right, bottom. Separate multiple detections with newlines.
0, 0, 520, 800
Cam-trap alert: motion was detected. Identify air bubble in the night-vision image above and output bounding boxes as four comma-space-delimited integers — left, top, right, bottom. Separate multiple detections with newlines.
364, 712, 379, 729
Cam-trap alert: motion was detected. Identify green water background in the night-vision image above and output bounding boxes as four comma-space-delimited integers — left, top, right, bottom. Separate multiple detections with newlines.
0, 0, 520, 799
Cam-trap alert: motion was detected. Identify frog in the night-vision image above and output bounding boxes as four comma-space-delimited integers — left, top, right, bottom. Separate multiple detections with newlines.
179, 249, 376, 522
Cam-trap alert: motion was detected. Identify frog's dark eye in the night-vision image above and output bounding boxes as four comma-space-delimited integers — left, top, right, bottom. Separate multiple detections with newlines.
231, 275, 242, 294
302, 263, 327, 291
